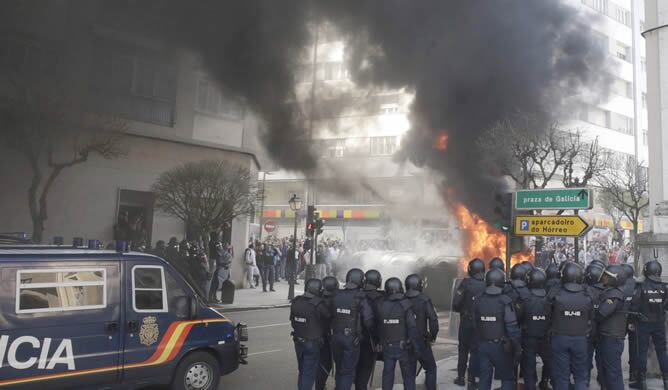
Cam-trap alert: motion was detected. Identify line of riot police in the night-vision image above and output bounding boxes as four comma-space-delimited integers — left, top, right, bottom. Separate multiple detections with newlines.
453, 256, 668, 390
289, 269, 439, 390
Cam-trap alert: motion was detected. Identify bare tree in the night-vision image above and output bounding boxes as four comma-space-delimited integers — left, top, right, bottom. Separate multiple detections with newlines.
597, 156, 649, 268
0, 76, 126, 243
153, 160, 259, 240
478, 114, 569, 189
560, 132, 607, 188
599, 192, 625, 243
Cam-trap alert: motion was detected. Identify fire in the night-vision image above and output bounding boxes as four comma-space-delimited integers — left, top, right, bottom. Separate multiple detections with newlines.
433, 132, 448, 151
453, 204, 533, 273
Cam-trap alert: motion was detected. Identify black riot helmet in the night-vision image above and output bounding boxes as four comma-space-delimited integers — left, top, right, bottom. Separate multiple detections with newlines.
526, 268, 547, 289
521, 261, 534, 271
489, 257, 505, 271
364, 270, 382, 289
559, 260, 571, 273
345, 268, 365, 289
322, 276, 339, 297
485, 268, 506, 288
591, 259, 606, 268
561, 262, 584, 284
511, 263, 530, 281
620, 263, 634, 280
546, 263, 560, 280
468, 258, 485, 277
600, 264, 624, 288
585, 262, 605, 285
643, 261, 663, 282
304, 278, 323, 298
384, 277, 404, 295
405, 274, 423, 292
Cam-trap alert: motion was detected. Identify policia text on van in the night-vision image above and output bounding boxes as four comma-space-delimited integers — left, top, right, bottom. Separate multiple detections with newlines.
0, 248, 248, 390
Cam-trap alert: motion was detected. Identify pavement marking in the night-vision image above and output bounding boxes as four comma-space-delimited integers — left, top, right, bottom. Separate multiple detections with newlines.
247, 322, 291, 329
247, 349, 283, 357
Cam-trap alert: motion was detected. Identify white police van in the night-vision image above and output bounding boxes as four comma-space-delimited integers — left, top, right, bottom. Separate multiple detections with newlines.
0, 247, 247, 389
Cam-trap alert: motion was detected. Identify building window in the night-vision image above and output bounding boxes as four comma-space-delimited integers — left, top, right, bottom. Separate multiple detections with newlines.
613, 7, 631, 26
642, 92, 647, 109
16, 269, 106, 313
615, 41, 631, 63
643, 129, 648, 146
132, 266, 167, 313
609, 112, 634, 135
380, 104, 400, 114
90, 42, 176, 126
582, 0, 631, 27
370, 136, 398, 156
611, 78, 632, 98
320, 138, 346, 158
579, 105, 609, 128
582, 0, 608, 13
196, 78, 244, 120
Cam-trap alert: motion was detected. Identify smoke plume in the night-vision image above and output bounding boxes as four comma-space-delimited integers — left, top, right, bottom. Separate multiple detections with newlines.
100, 1, 608, 219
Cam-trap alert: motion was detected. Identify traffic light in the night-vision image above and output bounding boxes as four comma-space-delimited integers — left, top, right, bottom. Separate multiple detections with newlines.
493, 192, 513, 232
315, 217, 325, 235
306, 221, 314, 237
306, 205, 315, 237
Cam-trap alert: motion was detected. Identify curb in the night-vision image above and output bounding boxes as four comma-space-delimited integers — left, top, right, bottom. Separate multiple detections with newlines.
213, 303, 292, 313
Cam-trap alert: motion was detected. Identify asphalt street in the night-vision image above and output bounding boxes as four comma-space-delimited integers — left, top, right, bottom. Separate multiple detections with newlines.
218, 307, 458, 389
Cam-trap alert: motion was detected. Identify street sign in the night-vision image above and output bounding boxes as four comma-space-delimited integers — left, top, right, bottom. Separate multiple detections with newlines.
514, 215, 591, 237
515, 188, 593, 210
264, 220, 276, 233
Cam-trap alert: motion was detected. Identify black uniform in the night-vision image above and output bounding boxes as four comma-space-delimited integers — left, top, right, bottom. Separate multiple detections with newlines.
584, 282, 606, 387
473, 287, 521, 390
405, 288, 439, 390
291, 294, 331, 390
355, 287, 383, 390
378, 293, 419, 390
633, 278, 668, 381
519, 288, 551, 390
452, 274, 485, 381
622, 276, 639, 379
316, 288, 336, 390
330, 287, 374, 390
549, 283, 594, 390
595, 286, 627, 390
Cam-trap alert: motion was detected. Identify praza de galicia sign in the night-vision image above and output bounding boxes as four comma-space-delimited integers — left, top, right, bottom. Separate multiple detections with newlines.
515, 188, 593, 210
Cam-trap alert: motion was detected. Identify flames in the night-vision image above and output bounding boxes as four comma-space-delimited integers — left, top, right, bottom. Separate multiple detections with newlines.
453, 204, 533, 273
433, 132, 449, 151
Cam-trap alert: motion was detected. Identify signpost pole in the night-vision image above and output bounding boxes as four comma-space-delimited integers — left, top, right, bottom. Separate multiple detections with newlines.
574, 209, 580, 262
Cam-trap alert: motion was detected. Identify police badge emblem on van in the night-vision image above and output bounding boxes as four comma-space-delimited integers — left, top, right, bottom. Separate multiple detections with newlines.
139, 316, 159, 346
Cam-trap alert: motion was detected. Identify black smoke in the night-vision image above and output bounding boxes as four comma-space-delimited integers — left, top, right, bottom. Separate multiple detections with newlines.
94, 1, 609, 219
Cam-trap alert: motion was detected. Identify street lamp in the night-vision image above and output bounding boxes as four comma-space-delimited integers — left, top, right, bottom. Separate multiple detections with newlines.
288, 194, 303, 300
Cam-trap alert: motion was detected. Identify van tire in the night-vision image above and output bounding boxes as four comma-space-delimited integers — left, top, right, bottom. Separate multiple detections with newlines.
170, 351, 221, 390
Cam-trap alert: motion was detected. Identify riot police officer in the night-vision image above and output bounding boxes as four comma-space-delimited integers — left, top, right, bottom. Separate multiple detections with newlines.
520, 268, 551, 390
452, 258, 486, 387
505, 263, 531, 316
355, 270, 384, 390
489, 257, 505, 272
545, 262, 560, 296
584, 261, 606, 388
473, 268, 521, 390
330, 268, 374, 390
378, 277, 419, 390
596, 264, 628, 390
291, 279, 332, 390
631, 260, 668, 390
316, 276, 339, 390
549, 262, 593, 390
405, 273, 439, 390
620, 263, 640, 383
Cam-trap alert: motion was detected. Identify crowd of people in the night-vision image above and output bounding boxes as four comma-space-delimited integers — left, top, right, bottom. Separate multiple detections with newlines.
290, 270, 439, 390
534, 240, 634, 268
453, 256, 667, 390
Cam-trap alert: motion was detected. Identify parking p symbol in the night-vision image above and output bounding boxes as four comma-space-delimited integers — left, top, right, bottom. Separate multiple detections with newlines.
520, 220, 529, 231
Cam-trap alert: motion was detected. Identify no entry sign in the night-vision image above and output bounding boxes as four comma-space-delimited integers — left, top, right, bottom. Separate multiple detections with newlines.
264, 220, 277, 233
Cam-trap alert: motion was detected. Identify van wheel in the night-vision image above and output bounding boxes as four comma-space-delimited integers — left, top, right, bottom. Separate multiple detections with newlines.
171, 351, 220, 390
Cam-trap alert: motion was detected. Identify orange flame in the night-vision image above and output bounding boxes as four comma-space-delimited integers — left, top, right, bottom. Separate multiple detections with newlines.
433, 132, 448, 151
453, 204, 533, 273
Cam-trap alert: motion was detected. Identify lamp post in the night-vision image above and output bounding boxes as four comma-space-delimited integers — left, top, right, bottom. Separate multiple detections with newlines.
288, 193, 303, 300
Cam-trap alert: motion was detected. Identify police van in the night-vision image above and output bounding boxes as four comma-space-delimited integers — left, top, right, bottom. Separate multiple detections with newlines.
0, 247, 248, 389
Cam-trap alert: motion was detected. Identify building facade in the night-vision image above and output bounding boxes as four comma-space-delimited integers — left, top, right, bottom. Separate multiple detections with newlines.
0, 1, 263, 283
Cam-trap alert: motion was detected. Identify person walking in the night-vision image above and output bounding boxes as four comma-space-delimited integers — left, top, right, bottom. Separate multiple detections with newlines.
291, 279, 331, 390
244, 243, 257, 288
260, 244, 275, 292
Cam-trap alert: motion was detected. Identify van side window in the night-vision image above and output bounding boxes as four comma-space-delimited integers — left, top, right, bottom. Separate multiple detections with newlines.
132, 266, 168, 313
16, 269, 106, 313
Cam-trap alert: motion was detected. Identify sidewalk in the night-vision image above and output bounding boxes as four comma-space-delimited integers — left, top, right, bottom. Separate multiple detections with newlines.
211, 279, 303, 312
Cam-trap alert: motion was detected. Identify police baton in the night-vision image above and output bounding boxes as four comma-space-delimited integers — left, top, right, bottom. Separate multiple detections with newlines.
416, 362, 423, 377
